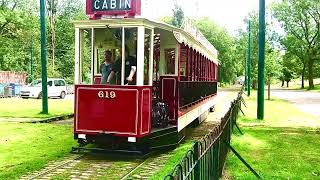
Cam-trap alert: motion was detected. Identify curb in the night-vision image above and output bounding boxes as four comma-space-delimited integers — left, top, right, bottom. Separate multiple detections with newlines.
27, 114, 74, 123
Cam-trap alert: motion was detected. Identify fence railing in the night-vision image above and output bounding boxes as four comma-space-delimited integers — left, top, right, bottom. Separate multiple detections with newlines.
164, 90, 244, 180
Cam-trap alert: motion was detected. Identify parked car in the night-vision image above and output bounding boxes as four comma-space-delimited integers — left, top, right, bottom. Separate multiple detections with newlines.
235, 76, 245, 85
20, 78, 67, 99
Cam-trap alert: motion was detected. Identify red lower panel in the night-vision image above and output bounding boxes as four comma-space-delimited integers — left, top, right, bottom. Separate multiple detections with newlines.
75, 85, 151, 137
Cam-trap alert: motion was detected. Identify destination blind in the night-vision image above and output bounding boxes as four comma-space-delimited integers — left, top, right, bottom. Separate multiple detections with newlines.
92, 0, 132, 11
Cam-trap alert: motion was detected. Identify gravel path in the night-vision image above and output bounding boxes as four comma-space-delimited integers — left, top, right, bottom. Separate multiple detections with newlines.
272, 89, 320, 119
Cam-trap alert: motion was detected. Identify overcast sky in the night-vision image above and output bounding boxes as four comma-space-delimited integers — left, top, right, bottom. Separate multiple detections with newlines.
84, 0, 279, 34
145, 0, 279, 34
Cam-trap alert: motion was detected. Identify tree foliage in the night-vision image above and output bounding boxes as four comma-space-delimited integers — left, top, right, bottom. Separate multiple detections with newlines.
172, 2, 184, 28
272, 0, 320, 89
0, 0, 86, 84
196, 17, 242, 84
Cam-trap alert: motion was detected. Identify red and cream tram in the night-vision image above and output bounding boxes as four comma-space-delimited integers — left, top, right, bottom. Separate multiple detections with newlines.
73, 0, 219, 153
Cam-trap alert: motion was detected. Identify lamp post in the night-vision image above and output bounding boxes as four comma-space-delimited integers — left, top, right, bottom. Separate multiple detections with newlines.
40, 0, 48, 114
257, 0, 265, 120
30, 37, 34, 83
247, 20, 251, 97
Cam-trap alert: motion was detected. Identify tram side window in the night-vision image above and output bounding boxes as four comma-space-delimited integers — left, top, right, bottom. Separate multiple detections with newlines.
165, 49, 175, 74
180, 49, 187, 78
144, 29, 152, 85
79, 29, 92, 84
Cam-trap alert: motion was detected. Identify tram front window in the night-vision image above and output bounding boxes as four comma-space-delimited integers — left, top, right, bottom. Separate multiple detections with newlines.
76, 26, 153, 86
94, 27, 137, 85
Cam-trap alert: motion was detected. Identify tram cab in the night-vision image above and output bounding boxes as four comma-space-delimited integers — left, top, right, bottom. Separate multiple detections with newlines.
74, 0, 219, 152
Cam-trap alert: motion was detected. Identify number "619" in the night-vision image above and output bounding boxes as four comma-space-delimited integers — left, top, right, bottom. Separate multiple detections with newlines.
98, 91, 116, 99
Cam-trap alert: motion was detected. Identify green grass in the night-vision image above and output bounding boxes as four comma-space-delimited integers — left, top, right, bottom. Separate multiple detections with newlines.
149, 142, 194, 179
275, 78, 320, 92
0, 98, 73, 118
0, 123, 77, 179
226, 127, 320, 179
239, 94, 320, 128
225, 92, 320, 179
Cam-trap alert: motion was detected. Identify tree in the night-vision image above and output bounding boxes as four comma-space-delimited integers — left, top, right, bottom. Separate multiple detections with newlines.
196, 17, 240, 84
265, 50, 282, 100
47, 0, 58, 71
272, 0, 320, 89
172, 2, 184, 28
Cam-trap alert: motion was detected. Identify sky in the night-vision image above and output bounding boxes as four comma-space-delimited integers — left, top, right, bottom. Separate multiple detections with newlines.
143, 0, 279, 34
83, 0, 279, 34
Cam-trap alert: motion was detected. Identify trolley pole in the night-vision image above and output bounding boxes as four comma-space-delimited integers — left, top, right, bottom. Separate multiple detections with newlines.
247, 20, 251, 97
257, 0, 265, 120
40, 0, 48, 114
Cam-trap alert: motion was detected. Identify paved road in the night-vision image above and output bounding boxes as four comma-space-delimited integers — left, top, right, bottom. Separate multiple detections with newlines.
272, 89, 320, 119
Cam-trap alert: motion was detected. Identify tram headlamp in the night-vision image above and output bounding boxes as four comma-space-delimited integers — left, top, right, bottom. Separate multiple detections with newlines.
78, 134, 86, 139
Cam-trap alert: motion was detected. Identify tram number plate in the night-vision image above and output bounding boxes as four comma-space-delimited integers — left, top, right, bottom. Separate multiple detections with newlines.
98, 91, 116, 99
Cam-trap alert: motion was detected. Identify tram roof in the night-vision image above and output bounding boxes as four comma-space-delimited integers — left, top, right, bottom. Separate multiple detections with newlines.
74, 18, 219, 64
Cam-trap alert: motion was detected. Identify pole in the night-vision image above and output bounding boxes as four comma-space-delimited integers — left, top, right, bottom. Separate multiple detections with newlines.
247, 20, 251, 97
244, 55, 247, 91
30, 37, 34, 83
257, 0, 265, 120
40, 0, 48, 114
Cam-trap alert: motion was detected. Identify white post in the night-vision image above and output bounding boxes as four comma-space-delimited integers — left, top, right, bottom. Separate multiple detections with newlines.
91, 28, 95, 84
149, 29, 154, 86
175, 43, 179, 76
136, 26, 145, 86
74, 28, 80, 84
121, 27, 125, 85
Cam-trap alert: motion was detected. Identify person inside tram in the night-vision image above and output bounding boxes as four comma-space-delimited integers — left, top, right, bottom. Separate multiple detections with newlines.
100, 50, 115, 84
114, 47, 137, 85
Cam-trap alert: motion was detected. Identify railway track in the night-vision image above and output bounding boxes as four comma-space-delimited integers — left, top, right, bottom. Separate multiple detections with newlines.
20, 152, 152, 180
26, 154, 85, 180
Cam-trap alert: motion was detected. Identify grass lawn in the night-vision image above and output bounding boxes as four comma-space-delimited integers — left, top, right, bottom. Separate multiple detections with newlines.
275, 78, 320, 92
146, 142, 194, 179
225, 92, 320, 179
0, 98, 73, 118
0, 123, 76, 179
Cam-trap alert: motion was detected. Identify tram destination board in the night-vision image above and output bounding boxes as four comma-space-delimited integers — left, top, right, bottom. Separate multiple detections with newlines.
86, 0, 141, 17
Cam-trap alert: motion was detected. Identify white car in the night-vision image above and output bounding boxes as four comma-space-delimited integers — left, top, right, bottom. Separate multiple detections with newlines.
20, 78, 67, 99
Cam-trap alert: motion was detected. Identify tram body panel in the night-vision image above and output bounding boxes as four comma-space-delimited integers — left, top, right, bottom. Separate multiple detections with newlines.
74, 85, 152, 138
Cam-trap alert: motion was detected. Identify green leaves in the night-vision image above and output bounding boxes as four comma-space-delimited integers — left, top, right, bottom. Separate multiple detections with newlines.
196, 17, 239, 84
272, 0, 320, 88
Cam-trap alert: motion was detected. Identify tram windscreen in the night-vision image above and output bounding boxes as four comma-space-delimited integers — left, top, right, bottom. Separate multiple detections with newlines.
94, 28, 122, 85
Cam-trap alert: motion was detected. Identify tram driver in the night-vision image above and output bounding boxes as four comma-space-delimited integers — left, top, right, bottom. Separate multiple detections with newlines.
100, 50, 115, 84
114, 47, 137, 85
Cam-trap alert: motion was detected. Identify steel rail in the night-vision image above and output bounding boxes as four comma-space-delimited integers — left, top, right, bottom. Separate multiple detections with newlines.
28, 154, 85, 180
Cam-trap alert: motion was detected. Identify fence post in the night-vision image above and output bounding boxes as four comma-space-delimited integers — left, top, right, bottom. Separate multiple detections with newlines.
194, 142, 200, 180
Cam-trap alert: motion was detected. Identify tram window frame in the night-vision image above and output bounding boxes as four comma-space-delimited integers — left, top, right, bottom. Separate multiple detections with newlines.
93, 27, 123, 85
144, 28, 154, 86
76, 28, 92, 85
76, 26, 154, 86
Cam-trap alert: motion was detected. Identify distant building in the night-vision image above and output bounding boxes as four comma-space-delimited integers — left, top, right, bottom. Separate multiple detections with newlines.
0, 71, 27, 84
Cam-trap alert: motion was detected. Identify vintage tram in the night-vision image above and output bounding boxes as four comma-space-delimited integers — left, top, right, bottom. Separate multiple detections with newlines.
73, 0, 219, 153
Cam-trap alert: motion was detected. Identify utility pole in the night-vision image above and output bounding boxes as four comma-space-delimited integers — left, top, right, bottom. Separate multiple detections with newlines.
40, 0, 48, 114
247, 20, 252, 96
257, 0, 265, 120
245, 57, 247, 91
30, 37, 34, 83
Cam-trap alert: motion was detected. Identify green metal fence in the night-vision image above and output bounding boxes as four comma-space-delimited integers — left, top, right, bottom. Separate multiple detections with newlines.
164, 91, 243, 180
